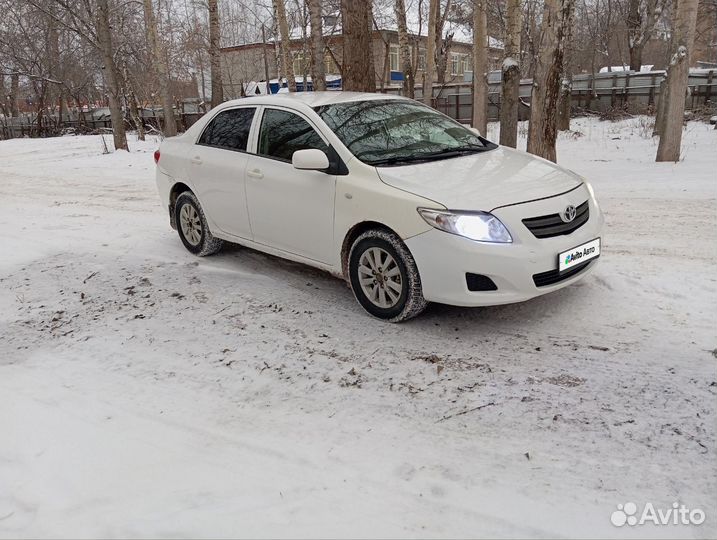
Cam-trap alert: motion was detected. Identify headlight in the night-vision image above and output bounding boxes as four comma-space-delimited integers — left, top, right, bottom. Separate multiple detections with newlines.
417, 208, 513, 243
584, 180, 600, 210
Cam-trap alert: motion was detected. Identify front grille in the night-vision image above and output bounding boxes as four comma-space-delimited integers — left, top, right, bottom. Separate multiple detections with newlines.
522, 200, 589, 238
532, 260, 594, 287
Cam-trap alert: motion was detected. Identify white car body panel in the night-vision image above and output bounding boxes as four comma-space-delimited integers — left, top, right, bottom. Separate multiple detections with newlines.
155, 91, 604, 308
376, 146, 583, 211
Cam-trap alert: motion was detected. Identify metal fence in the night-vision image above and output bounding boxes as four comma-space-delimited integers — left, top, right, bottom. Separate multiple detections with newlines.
2, 69, 715, 139
381, 69, 717, 123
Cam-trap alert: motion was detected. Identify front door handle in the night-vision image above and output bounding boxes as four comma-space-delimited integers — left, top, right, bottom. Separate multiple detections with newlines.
190, 156, 202, 165
247, 168, 264, 179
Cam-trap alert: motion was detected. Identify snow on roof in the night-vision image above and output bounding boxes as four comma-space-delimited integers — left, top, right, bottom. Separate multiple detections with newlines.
599, 65, 655, 73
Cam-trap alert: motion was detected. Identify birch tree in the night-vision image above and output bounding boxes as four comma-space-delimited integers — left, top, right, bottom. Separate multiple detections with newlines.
96, 0, 128, 150
208, 0, 223, 106
308, 0, 326, 91
423, 0, 438, 104
143, 0, 176, 136
395, 0, 414, 98
274, 0, 297, 92
526, 0, 575, 162
656, 0, 699, 162
499, 0, 521, 147
625, 0, 666, 72
472, 0, 488, 134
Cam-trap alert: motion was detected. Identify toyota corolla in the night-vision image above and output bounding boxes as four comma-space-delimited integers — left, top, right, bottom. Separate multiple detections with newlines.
154, 92, 603, 322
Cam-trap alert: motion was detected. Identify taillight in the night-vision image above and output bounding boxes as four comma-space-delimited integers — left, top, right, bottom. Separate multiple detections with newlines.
153, 149, 160, 164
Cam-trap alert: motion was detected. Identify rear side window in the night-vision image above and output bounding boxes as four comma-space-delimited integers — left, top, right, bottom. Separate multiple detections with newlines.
258, 108, 328, 161
198, 107, 255, 151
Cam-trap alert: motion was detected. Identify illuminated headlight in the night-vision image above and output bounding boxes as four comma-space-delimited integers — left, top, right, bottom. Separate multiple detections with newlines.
417, 208, 513, 243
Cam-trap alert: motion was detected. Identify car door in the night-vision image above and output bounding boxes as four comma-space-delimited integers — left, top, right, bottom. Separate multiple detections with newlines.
245, 107, 336, 263
188, 106, 257, 240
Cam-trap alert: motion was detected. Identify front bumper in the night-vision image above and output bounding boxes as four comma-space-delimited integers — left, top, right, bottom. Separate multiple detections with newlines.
405, 185, 604, 307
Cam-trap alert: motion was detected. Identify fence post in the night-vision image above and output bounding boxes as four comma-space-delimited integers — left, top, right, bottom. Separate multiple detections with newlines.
587, 74, 594, 109
610, 74, 617, 108
648, 73, 656, 107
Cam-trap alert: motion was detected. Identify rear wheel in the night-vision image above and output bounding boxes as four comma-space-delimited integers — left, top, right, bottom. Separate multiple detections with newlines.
174, 191, 223, 256
348, 229, 427, 322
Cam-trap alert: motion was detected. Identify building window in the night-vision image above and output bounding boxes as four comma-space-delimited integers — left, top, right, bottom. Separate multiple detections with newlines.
417, 48, 426, 71
324, 52, 337, 74
451, 53, 466, 76
389, 45, 400, 72
292, 51, 308, 76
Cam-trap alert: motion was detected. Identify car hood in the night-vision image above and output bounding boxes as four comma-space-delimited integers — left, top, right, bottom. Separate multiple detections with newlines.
375, 146, 583, 211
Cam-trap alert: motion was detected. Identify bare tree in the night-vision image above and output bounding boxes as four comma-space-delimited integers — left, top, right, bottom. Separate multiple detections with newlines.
423, 0, 438, 104
626, 0, 666, 72
274, 0, 297, 92
208, 0, 224, 106
395, 0, 414, 98
143, 0, 176, 136
526, 0, 575, 162
472, 0, 488, 134
308, 0, 326, 91
500, 0, 521, 147
96, 0, 128, 150
656, 0, 699, 162
341, 0, 375, 92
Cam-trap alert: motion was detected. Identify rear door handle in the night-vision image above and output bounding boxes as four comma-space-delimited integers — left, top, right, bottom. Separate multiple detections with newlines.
247, 168, 264, 179
190, 156, 202, 165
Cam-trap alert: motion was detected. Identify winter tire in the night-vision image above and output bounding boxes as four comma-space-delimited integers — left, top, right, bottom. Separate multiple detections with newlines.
348, 229, 427, 322
174, 191, 223, 256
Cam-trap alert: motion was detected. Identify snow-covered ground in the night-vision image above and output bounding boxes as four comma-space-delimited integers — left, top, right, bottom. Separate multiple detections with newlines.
0, 117, 715, 539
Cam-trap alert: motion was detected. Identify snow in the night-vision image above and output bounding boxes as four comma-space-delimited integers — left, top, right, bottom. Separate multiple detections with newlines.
1, 118, 716, 538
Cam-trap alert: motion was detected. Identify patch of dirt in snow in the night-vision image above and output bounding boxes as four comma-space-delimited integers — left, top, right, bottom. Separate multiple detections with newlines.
0, 126, 716, 538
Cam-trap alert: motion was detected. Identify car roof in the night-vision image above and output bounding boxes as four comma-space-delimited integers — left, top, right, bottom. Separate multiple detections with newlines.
219, 91, 409, 110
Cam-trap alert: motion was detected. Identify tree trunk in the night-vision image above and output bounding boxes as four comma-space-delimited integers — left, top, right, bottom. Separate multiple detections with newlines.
423, 0, 438, 104
274, 0, 297, 92
208, 0, 224, 107
396, 0, 414, 98
308, 0, 326, 91
143, 0, 176, 136
341, 0, 375, 91
261, 25, 271, 93
499, 0, 521, 147
123, 65, 145, 141
10, 72, 19, 117
526, 0, 574, 162
626, 0, 642, 71
656, 0, 699, 162
96, 0, 128, 151
653, 76, 668, 136
472, 0, 488, 134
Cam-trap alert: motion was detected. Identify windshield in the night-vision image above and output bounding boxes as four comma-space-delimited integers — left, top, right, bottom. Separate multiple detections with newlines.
314, 99, 497, 166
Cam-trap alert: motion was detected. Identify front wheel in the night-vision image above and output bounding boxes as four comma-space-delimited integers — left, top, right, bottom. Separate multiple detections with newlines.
174, 191, 223, 256
348, 229, 427, 322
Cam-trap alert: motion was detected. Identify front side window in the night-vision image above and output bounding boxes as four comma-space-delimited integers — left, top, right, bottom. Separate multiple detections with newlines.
198, 107, 255, 151
315, 99, 496, 166
258, 108, 328, 162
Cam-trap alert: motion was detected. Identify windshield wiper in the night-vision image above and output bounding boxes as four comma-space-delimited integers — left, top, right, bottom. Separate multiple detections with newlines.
370, 145, 489, 166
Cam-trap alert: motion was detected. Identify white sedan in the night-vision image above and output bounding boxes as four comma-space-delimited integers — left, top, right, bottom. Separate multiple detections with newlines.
155, 92, 603, 322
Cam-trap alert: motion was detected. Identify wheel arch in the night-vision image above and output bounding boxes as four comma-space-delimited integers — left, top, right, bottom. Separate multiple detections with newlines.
340, 221, 403, 280
168, 182, 193, 229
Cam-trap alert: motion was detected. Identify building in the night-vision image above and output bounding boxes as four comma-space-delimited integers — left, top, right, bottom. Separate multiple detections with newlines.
220, 23, 503, 98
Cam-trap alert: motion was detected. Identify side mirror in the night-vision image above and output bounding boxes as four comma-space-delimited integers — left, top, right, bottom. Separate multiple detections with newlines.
292, 148, 330, 171
468, 126, 482, 137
